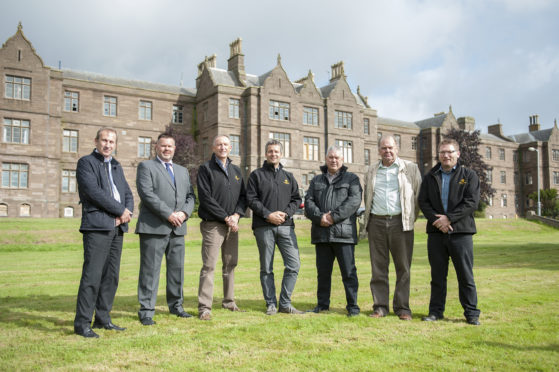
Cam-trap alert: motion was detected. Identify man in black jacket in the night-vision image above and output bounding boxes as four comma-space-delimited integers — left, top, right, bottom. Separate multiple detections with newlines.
418, 139, 481, 325
246, 139, 303, 315
197, 135, 247, 320
305, 145, 362, 317
74, 128, 133, 338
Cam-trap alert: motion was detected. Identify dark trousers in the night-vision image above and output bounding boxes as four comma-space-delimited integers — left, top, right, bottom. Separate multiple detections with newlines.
138, 233, 185, 319
74, 228, 123, 331
315, 243, 359, 314
427, 233, 480, 319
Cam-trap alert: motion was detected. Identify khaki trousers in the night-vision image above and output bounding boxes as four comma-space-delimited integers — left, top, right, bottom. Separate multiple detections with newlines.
368, 215, 414, 316
197, 221, 238, 312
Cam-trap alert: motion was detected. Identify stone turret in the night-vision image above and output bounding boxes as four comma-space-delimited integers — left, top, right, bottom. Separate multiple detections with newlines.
329, 61, 345, 82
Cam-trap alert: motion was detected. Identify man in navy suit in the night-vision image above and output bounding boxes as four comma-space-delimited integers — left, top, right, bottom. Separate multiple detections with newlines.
74, 127, 134, 338
136, 133, 196, 325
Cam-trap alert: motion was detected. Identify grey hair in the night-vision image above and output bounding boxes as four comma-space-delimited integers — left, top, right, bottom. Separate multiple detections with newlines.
213, 134, 231, 146
265, 139, 283, 154
326, 145, 344, 158
377, 134, 398, 148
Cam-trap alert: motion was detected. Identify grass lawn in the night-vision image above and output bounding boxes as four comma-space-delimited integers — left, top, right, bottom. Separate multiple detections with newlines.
0, 217, 558, 371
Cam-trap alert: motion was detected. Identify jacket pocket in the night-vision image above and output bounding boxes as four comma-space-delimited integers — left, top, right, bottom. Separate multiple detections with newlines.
332, 220, 353, 239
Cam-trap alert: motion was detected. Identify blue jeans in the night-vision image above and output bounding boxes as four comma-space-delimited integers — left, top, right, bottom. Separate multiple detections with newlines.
254, 225, 300, 308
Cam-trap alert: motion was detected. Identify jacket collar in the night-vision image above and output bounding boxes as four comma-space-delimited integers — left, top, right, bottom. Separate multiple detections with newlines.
320, 164, 348, 175
263, 160, 283, 171
430, 160, 462, 175
91, 149, 119, 165
211, 153, 231, 168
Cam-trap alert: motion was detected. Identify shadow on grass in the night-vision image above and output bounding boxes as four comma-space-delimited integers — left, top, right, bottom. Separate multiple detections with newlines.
0, 293, 348, 334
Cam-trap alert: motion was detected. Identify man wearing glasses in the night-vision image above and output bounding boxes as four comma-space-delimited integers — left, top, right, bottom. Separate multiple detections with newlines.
418, 139, 481, 325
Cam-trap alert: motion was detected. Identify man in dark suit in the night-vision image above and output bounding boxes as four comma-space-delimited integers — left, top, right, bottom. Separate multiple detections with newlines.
74, 127, 134, 338
136, 133, 196, 325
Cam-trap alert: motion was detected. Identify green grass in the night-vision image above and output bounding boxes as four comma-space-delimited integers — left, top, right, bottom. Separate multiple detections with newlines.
0, 217, 558, 371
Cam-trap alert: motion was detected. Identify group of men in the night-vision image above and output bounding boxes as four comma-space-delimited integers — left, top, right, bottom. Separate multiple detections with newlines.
73, 127, 481, 338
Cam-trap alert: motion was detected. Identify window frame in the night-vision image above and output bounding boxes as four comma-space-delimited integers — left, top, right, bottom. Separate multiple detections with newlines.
335, 139, 353, 163
63, 129, 79, 153
4, 75, 31, 100
2, 162, 29, 189
61, 169, 77, 193
269, 100, 290, 121
139, 100, 152, 121
64, 91, 79, 112
334, 110, 353, 130
229, 98, 240, 119
172, 105, 183, 124
103, 96, 117, 117
303, 107, 319, 126
303, 136, 319, 161
230, 134, 240, 156
3, 118, 30, 144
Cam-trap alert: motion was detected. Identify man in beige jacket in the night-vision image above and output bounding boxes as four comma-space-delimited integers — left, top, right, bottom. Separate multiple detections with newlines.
363, 135, 421, 320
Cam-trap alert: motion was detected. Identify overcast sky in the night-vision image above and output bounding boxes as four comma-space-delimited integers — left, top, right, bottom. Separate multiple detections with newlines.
2, 0, 558, 135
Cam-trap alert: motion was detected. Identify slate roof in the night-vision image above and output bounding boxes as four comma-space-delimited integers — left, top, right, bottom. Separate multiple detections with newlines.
508, 128, 552, 144
415, 114, 447, 129
61, 69, 196, 96
377, 117, 418, 129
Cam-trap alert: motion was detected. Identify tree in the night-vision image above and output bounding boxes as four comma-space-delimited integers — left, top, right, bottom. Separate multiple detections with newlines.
162, 125, 201, 184
529, 188, 559, 217
444, 128, 495, 207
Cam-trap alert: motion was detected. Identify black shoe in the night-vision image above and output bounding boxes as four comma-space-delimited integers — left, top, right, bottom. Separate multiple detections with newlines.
92, 321, 126, 331
347, 311, 360, 317
172, 310, 193, 318
308, 305, 329, 313
466, 317, 480, 326
140, 317, 156, 326
74, 327, 99, 338
422, 314, 443, 322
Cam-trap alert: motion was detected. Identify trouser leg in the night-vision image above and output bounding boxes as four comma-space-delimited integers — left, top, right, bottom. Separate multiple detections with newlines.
315, 243, 335, 309
254, 227, 277, 306
198, 221, 225, 312
74, 231, 113, 330
427, 234, 449, 317
276, 226, 300, 308
388, 220, 414, 316
138, 234, 167, 319
221, 225, 239, 308
368, 217, 390, 315
334, 244, 359, 313
166, 233, 185, 313
94, 229, 123, 324
449, 234, 480, 319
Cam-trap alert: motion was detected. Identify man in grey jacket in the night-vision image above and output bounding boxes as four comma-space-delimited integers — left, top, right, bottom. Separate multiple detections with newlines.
136, 134, 196, 325
363, 135, 421, 320
305, 145, 362, 316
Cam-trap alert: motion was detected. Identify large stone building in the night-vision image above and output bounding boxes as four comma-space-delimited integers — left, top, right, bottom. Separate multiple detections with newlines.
1, 24, 558, 219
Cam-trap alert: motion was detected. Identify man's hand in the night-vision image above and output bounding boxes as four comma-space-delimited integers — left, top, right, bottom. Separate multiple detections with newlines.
120, 208, 133, 224
320, 212, 334, 227
433, 214, 453, 234
225, 213, 240, 233
266, 211, 287, 226
167, 211, 186, 227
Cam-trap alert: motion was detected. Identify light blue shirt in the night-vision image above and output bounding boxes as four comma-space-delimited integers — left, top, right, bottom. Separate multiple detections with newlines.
372, 161, 401, 215
440, 165, 457, 213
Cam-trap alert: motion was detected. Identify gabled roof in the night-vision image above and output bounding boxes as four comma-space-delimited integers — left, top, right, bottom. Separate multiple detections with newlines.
206, 67, 240, 87
508, 128, 552, 144
320, 81, 337, 98
415, 114, 447, 129
62, 69, 196, 96
377, 117, 419, 129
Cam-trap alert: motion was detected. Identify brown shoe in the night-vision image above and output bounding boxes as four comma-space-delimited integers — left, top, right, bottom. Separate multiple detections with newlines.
199, 310, 211, 321
222, 304, 246, 312
369, 310, 386, 318
398, 313, 412, 321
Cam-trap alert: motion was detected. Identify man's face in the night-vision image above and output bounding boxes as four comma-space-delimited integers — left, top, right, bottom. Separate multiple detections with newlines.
379, 137, 398, 166
95, 130, 117, 159
156, 137, 176, 162
326, 150, 344, 174
438, 143, 460, 171
213, 136, 231, 161
265, 144, 282, 167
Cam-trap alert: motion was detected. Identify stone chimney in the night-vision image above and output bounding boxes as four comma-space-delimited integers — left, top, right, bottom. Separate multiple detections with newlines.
197, 54, 216, 77
529, 114, 540, 132
457, 116, 475, 131
330, 61, 345, 82
228, 38, 246, 86
488, 123, 504, 137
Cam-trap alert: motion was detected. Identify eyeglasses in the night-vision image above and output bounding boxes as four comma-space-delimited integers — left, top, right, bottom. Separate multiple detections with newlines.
438, 150, 456, 155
